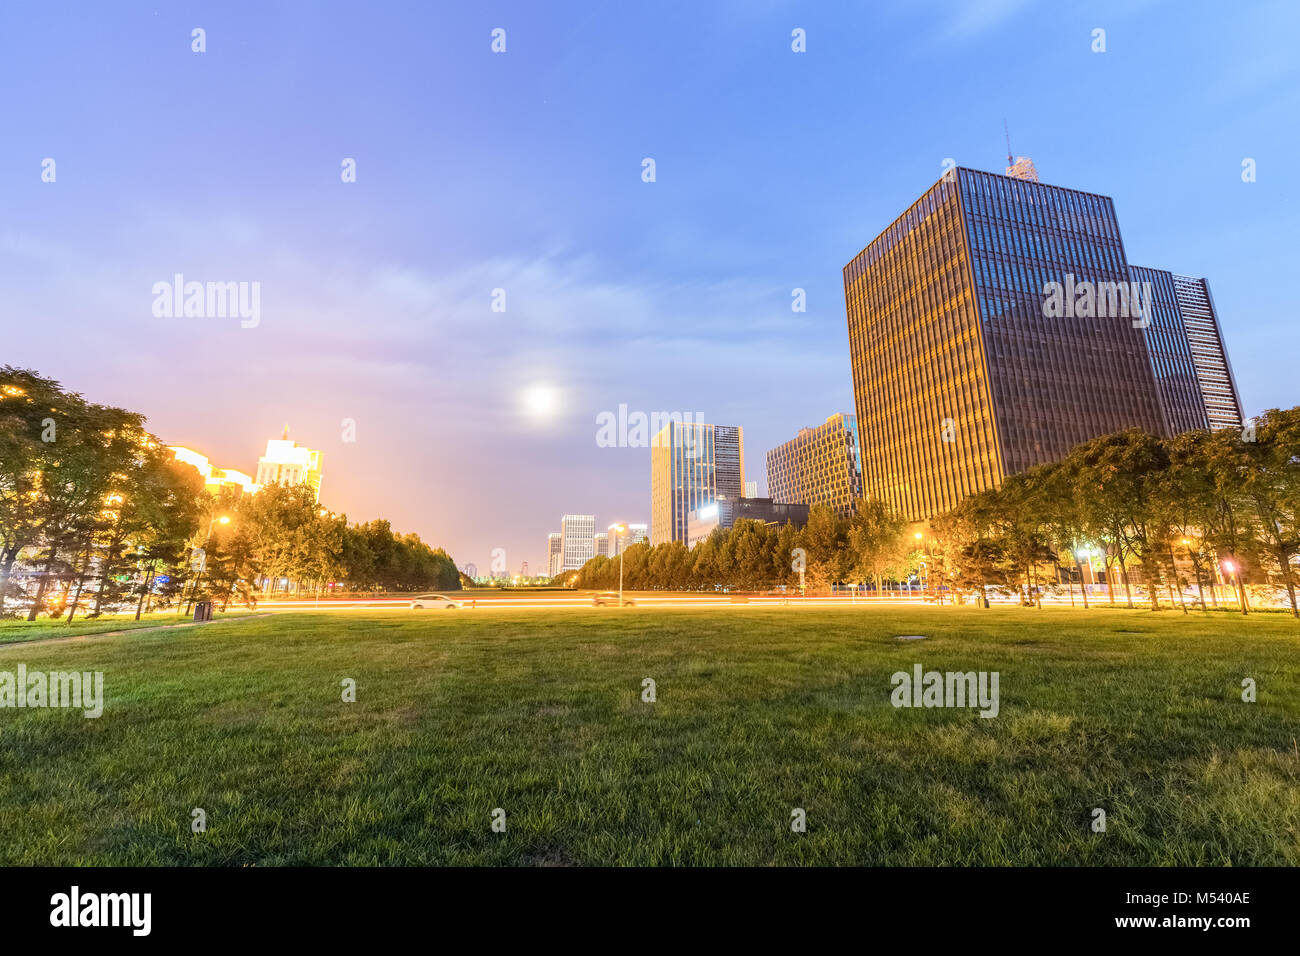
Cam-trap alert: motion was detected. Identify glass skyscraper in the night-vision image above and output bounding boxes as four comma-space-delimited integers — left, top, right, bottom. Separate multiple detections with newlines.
650, 422, 745, 545
844, 166, 1235, 521
766, 413, 863, 517
1172, 274, 1244, 431
1128, 264, 1209, 435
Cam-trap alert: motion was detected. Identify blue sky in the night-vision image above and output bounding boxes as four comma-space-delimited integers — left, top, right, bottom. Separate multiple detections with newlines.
2, 0, 1297, 574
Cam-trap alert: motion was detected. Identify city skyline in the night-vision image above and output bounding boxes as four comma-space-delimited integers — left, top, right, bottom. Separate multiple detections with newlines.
4, 1, 1296, 573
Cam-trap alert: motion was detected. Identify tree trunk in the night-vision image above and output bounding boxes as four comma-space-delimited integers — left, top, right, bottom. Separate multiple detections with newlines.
92, 542, 118, 618
1117, 554, 1134, 609
0, 546, 19, 615
26, 545, 61, 621
135, 561, 156, 621
66, 542, 93, 623
1073, 554, 1090, 609
1276, 545, 1299, 618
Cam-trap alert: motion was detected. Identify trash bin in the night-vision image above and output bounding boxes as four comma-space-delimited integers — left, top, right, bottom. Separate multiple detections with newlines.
193, 601, 213, 622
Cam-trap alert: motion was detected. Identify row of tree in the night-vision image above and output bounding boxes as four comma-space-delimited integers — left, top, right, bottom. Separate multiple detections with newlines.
0, 367, 459, 620
569, 498, 917, 593
570, 409, 1300, 616
930, 412, 1300, 615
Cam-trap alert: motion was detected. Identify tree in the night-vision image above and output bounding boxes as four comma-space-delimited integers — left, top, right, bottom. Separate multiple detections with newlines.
846, 498, 907, 595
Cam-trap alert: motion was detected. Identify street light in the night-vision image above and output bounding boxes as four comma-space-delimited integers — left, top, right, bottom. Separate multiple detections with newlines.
1222, 559, 1246, 615
610, 523, 627, 607
608, 522, 629, 606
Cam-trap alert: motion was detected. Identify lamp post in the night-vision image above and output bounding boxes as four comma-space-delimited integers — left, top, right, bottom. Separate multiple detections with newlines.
1222, 559, 1246, 616
185, 514, 230, 615
914, 531, 935, 603
611, 523, 627, 607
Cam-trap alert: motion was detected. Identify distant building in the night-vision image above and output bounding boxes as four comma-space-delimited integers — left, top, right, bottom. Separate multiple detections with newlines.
559, 514, 595, 571
650, 421, 745, 545
547, 533, 562, 578
744, 480, 758, 498
686, 496, 809, 549
609, 522, 648, 555
593, 532, 610, 558
1172, 274, 1244, 430
169, 446, 256, 496
255, 427, 323, 503
765, 413, 863, 517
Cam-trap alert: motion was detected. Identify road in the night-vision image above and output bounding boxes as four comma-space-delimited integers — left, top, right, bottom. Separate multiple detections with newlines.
249, 591, 1116, 612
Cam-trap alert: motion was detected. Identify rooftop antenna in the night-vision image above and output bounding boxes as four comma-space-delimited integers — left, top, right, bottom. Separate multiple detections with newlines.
1003, 121, 1039, 182
282, 423, 290, 440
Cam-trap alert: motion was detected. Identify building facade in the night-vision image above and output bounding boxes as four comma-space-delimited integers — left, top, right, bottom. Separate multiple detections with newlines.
169, 447, 256, 496
843, 166, 1231, 521
1172, 274, 1244, 430
593, 532, 609, 558
547, 533, 563, 578
686, 497, 810, 549
255, 428, 323, 503
650, 422, 745, 545
765, 413, 863, 517
559, 514, 595, 571
1128, 265, 1209, 435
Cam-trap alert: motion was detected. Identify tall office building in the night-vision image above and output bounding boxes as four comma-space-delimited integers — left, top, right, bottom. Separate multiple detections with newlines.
766, 413, 864, 517
843, 165, 1233, 521
1128, 265, 1209, 435
593, 532, 610, 558
255, 427, 323, 503
559, 514, 595, 571
650, 422, 745, 545
1172, 274, 1244, 430
546, 532, 563, 578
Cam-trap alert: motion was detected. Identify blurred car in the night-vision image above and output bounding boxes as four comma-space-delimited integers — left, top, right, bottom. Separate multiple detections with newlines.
410, 594, 462, 610
592, 591, 634, 607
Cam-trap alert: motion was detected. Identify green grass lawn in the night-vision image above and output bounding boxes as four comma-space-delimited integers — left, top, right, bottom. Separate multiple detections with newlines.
0, 610, 261, 645
0, 606, 1296, 865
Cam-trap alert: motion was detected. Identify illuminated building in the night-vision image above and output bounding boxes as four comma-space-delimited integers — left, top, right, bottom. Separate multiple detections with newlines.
254, 426, 323, 503
843, 165, 1238, 521
765, 413, 863, 518
650, 421, 745, 545
594, 532, 610, 558
559, 514, 595, 571
547, 533, 562, 578
608, 522, 648, 555
169, 446, 256, 495
1172, 274, 1244, 430
686, 497, 809, 549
